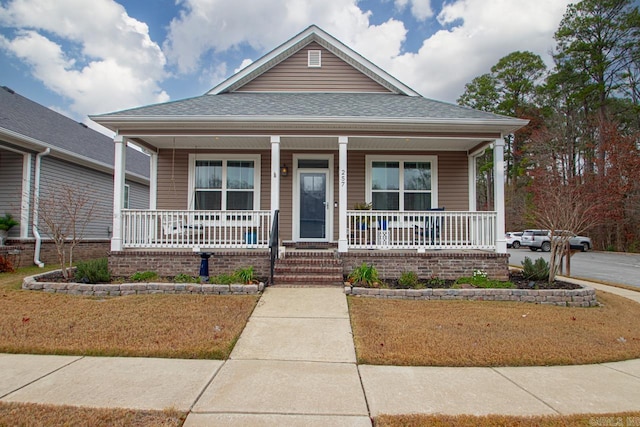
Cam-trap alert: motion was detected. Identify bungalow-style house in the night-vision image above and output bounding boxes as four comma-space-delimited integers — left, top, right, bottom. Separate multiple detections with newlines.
92, 25, 527, 284
0, 86, 150, 268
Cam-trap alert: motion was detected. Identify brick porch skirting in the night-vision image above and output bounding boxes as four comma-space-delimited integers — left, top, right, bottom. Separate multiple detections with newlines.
339, 251, 510, 281
1, 240, 110, 268
108, 250, 271, 279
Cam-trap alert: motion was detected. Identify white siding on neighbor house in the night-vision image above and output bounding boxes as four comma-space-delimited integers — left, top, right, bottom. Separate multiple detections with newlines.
0, 149, 25, 239
38, 157, 115, 240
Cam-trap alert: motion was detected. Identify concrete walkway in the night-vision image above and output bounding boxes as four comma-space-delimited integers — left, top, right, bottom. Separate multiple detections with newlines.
2, 285, 640, 425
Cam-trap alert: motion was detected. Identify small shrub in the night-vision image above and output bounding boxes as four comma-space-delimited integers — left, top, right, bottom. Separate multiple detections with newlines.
398, 271, 420, 288
130, 271, 159, 282
173, 273, 199, 283
426, 276, 446, 287
0, 255, 15, 273
211, 273, 236, 284
348, 262, 380, 287
521, 257, 550, 281
234, 266, 255, 284
455, 269, 514, 289
75, 258, 110, 284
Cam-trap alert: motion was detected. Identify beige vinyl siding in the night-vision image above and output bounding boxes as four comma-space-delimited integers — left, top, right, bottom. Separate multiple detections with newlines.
236, 42, 391, 93
279, 151, 293, 241
157, 149, 272, 212
437, 151, 469, 211
157, 149, 190, 210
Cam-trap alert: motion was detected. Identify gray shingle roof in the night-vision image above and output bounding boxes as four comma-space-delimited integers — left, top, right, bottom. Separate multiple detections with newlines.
0, 86, 149, 178
94, 92, 517, 123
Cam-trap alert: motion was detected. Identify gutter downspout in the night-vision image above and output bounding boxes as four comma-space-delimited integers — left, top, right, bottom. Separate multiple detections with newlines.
32, 148, 50, 267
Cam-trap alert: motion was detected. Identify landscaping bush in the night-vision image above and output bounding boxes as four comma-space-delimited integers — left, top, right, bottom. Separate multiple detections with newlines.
521, 257, 550, 281
75, 258, 110, 284
398, 271, 421, 289
130, 271, 159, 282
347, 262, 380, 287
455, 269, 514, 289
173, 273, 199, 283
234, 266, 255, 284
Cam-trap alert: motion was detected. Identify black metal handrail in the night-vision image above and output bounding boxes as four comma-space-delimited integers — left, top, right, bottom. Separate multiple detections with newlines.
268, 209, 279, 286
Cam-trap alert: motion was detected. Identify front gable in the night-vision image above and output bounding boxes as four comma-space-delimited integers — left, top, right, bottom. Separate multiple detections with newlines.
235, 41, 391, 93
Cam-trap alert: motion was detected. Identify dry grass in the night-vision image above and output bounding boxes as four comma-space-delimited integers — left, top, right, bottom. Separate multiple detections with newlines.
349, 291, 640, 366
375, 412, 640, 427
0, 268, 257, 359
0, 402, 185, 427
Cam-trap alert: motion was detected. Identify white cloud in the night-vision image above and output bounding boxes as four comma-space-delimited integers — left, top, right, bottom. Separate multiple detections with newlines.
387, 0, 573, 101
234, 59, 254, 74
163, 0, 407, 75
0, 0, 168, 116
164, 0, 570, 103
395, 0, 434, 21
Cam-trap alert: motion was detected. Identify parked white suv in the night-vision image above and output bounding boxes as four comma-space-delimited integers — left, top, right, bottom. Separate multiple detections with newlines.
521, 229, 592, 252
521, 229, 551, 252
505, 232, 523, 249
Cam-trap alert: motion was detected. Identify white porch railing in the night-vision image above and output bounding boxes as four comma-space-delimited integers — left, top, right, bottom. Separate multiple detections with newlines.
121, 210, 272, 249
347, 210, 496, 250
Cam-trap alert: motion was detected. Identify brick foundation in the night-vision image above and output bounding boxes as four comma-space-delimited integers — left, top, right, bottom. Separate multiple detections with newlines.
339, 250, 510, 281
108, 250, 271, 279
1, 240, 110, 268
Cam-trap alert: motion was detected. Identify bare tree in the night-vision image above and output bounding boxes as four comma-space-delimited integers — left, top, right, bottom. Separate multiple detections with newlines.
36, 184, 97, 279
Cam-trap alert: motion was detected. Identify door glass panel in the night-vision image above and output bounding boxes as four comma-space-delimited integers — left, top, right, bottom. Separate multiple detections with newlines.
299, 172, 326, 239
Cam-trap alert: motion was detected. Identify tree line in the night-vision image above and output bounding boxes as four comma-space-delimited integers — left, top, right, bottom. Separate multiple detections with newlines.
458, 0, 640, 252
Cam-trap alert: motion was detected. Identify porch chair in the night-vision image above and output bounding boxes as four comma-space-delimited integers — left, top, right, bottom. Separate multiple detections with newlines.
415, 207, 445, 245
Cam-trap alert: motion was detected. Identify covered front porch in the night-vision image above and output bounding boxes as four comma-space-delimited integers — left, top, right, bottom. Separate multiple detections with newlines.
110, 134, 508, 254
119, 208, 497, 251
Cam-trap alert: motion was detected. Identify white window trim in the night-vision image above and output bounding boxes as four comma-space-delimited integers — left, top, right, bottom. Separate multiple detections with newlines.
123, 184, 130, 209
365, 155, 438, 210
188, 154, 261, 210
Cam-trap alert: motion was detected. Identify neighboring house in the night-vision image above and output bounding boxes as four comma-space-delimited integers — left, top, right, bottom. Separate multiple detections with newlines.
92, 25, 527, 283
0, 86, 150, 267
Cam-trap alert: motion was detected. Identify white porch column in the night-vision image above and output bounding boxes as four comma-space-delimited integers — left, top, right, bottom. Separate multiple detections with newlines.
338, 136, 348, 252
112, 134, 126, 251
149, 151, 158, 210
270, 136, 281, 225
493, 137, 507, 253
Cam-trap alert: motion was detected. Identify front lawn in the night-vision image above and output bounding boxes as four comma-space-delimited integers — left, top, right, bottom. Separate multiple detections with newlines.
349, 290, 640, 366
0, 267, 257, 359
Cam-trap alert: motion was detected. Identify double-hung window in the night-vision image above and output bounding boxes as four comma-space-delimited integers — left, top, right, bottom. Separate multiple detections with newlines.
367, 156, 437, 211
189, 155, 260, 211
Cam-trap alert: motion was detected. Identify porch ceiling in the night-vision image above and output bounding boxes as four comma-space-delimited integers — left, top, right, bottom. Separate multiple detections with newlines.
129, 134, 496, 153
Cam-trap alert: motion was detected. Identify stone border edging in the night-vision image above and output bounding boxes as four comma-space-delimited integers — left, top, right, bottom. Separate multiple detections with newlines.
22, 272, 264, 296
344, 284, 598, 307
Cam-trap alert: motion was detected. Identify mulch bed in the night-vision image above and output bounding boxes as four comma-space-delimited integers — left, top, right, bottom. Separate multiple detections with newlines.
372, 272, 581, 290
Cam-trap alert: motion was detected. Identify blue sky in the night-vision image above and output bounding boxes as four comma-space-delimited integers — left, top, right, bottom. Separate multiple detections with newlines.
0, 0, 573, 134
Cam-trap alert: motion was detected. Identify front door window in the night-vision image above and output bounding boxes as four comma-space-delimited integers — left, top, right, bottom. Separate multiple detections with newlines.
299, 172, 327, 239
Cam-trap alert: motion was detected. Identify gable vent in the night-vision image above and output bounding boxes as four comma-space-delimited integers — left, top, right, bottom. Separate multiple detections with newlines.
308, 50, 321, 68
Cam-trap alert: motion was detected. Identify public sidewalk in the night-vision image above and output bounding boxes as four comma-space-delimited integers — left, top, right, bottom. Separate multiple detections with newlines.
1, 285, 640, 426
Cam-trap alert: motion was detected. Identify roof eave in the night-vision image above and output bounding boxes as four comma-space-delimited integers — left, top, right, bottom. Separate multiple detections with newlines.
91, 115, 529, 135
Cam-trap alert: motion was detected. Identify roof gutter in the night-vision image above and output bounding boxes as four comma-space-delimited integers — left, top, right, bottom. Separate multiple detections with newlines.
32, 147, 50, 268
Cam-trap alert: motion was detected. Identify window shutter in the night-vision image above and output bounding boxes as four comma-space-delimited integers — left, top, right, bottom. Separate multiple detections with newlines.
308, 50, 321, 68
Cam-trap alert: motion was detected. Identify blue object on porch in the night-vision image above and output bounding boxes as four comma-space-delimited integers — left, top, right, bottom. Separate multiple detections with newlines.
198, 252, 212, 282
245, 231, 257, 244
378, 219, 388, 230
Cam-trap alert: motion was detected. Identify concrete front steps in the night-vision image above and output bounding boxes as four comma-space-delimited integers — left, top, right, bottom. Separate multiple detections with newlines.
273, 250, 344, 287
